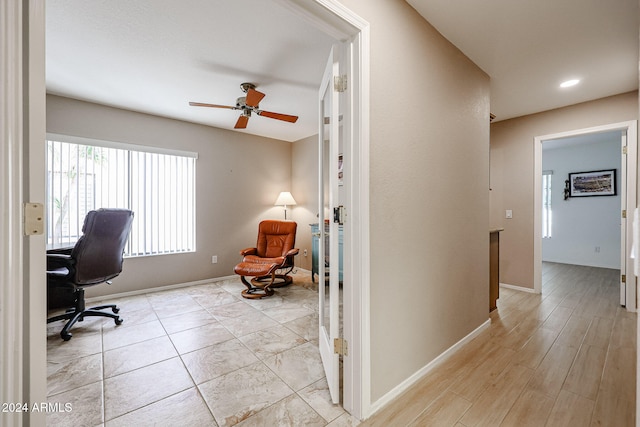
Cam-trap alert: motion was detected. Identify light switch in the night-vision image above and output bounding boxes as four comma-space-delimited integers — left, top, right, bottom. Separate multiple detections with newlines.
505, 209, 513, 219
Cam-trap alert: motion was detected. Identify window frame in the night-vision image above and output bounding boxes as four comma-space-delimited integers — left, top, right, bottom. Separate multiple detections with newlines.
542, 170, 553, 239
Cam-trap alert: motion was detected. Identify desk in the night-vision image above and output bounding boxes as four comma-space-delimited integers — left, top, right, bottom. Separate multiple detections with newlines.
47, 246, 73, 254
47, 240, 75, 255
310, 223, 343, 283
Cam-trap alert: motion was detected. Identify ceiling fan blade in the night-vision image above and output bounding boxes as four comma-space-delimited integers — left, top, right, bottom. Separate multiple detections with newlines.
257, 110, 298, 123
245, 88, 266, 108
189, 101, 236, 109
234, 114, 249, 129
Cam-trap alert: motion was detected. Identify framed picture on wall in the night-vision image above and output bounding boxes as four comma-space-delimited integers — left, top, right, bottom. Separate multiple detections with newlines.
568, 169, 616, 197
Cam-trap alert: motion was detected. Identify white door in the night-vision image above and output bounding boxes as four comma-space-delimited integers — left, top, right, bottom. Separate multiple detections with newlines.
318, 44, 345, 404
620, 130, 628, 306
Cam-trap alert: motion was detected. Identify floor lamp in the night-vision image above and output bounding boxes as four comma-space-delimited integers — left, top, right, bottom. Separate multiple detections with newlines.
275, 192, 297, 220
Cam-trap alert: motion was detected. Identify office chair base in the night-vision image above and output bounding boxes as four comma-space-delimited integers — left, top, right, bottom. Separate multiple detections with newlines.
240, 274, 292, 299
47, 288, 123, 340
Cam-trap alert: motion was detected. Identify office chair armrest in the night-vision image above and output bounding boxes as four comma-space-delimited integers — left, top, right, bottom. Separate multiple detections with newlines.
47, 253, 75, 270
285, 248, 299, 257
240, 247, 257, 256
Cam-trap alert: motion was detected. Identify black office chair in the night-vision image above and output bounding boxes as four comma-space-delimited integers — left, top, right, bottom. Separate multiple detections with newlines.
47, 208, 134, 341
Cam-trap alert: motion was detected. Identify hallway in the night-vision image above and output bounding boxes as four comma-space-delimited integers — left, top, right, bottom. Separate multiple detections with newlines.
364, 262, 636, 426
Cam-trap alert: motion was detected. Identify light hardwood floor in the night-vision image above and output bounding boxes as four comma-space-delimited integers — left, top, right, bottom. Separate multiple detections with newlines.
362, 262, 636, 427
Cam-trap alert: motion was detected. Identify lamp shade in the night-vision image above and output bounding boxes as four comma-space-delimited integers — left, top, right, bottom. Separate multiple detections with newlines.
274, 191, 297, 206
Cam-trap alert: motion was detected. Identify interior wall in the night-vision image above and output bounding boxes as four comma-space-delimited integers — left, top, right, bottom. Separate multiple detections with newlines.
46, 94, 293, 297
338, 0, 490, 403
291, 134, 319, 272
490, 91, 638, 289
542, 139, 621, 268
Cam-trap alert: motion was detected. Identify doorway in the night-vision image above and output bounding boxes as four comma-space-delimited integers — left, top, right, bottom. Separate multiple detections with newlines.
9, 0, 372, 423
533, 121, 638, 311
275, 1, 371, 417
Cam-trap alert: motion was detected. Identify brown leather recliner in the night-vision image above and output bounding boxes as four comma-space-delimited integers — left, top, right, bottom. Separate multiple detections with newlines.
234, 220, 299, 299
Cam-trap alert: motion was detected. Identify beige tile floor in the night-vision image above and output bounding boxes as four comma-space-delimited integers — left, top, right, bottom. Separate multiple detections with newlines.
46, 271, 358, 427
363, 262, 636, 426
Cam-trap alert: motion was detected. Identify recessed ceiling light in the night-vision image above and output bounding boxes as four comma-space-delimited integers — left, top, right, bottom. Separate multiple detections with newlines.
560, 79, 580, 88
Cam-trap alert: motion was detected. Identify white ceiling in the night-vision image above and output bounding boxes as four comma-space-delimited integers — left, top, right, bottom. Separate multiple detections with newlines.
47, 1, 639, 143
407, 0, 639, 122
46, 0, 336, 142
542, 130, 622, 151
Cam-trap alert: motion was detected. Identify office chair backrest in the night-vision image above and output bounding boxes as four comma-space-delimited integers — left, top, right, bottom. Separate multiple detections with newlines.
255, 220, 297, 258
71, 208, 134, 285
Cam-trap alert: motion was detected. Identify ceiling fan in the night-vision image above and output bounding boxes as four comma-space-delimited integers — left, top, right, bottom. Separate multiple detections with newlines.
189, 83, 299, 129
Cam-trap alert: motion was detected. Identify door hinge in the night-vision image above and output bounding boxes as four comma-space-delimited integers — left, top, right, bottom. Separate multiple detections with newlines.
622, 274, 626, 283
24, 202, 44, 236
623, 146, 628, 155
334, 338, 348, 356
334, 75, 347, 92
622, 209, 627, 218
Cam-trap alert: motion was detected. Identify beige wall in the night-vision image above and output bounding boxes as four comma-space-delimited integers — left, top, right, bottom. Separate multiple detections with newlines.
291, 134, 319, 272
490, 91, 638, 289
47, 94, 293, 297
338, 0, 490, 403
49, 0, 495, 409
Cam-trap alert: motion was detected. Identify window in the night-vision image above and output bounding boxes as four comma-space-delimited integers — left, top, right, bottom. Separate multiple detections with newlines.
46, 134, 197, 257
542, 170, 553, 238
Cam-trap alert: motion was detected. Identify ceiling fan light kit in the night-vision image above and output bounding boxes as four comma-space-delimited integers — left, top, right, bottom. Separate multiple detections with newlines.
189, 82, 299, 129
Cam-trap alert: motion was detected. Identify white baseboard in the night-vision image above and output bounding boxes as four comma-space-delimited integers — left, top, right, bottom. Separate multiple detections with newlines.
368, 318, 491, 416
86, 274, 239, 303
87, 269, 313, 303
500, 282, 538, 294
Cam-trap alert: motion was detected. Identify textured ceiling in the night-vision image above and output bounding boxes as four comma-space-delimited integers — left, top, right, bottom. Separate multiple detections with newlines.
46, 0, 336, 142
47, 1, 638, 141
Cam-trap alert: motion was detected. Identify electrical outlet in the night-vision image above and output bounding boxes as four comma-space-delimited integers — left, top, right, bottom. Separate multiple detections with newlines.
303, 249, 308, 257
211, 255, 218, 264
595, 247, 600, 253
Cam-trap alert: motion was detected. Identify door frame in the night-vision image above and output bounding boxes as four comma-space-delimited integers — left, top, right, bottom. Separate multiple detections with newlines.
533, 121, 638, 311
275, 0, 371, 417
9, 0, 372, 423
1, 0, 47, 425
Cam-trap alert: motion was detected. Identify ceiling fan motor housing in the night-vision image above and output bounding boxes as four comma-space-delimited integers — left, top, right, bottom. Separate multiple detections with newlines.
236, 97, 248, 109
239, 82, 256, 93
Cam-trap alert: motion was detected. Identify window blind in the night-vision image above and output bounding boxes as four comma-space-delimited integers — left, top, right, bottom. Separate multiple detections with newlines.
46, 136, 197, 257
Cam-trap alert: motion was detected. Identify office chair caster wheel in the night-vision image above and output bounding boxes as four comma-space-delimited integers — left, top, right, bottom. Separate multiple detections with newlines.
112, 307, 120, 314
114, 317, 123, 326
61, 332, 72, 341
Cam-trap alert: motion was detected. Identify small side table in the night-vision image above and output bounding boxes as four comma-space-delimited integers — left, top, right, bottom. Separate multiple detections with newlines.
310, 223, 343, 283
